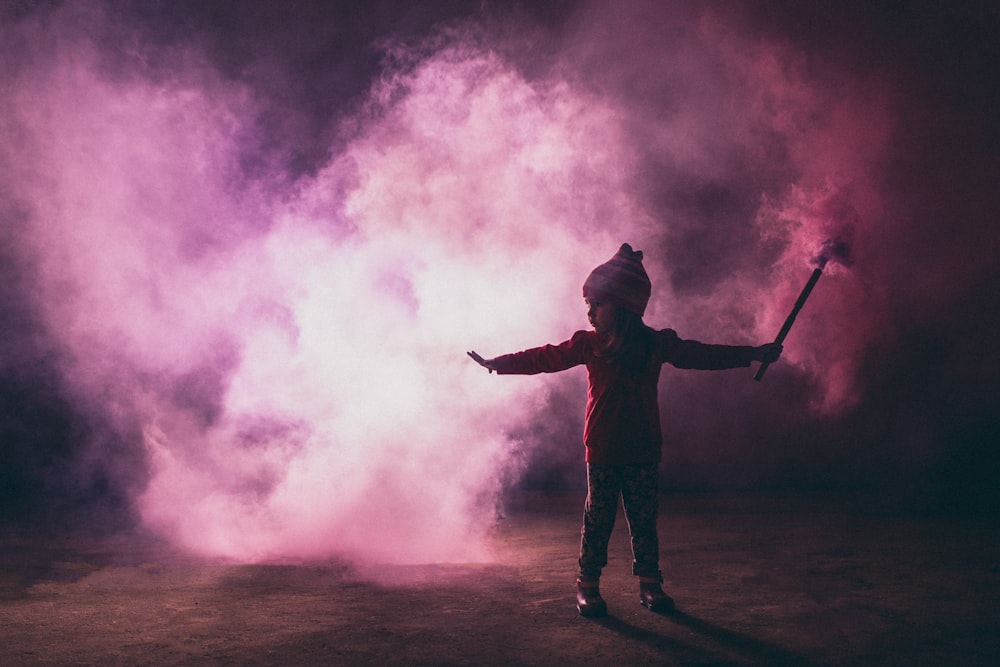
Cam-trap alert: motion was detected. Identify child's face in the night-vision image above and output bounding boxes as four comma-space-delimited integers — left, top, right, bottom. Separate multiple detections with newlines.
586, 298, 618, 334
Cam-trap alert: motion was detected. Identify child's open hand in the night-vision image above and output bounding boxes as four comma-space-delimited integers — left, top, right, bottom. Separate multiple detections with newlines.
467, 350, 497, 374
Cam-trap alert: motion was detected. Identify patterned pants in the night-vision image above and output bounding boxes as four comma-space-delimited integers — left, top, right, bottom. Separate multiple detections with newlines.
578, 463, 661, 579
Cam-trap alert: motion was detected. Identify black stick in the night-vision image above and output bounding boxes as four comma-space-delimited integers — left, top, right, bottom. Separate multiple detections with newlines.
754, 267, 823, 381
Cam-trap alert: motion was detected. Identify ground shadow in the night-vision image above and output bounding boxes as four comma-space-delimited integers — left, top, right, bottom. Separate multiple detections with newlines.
594, 607, 817, 667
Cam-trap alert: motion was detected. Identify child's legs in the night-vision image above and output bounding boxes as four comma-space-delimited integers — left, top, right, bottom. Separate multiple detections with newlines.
578, 464, 622, 578
620, 463, 661, 578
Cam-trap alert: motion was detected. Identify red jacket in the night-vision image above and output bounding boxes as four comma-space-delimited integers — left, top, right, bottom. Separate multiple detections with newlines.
490, 329, 756, 465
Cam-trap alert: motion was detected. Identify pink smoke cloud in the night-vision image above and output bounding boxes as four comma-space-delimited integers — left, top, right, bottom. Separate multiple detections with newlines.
2, 7, 654, 563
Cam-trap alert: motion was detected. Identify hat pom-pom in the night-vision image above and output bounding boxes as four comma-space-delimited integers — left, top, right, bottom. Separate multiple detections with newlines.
618, 243, 642, 261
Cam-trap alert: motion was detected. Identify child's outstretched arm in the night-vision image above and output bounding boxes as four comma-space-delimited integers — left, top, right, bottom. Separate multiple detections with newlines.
469, 334, 587, 375
661, 330, 783, 371
467, 350, 498, 374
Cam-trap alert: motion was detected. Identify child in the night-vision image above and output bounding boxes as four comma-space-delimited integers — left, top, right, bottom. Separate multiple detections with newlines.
468, 243, 781, 617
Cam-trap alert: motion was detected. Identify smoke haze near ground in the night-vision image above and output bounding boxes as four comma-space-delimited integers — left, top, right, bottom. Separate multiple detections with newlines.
1, 0, 997, 562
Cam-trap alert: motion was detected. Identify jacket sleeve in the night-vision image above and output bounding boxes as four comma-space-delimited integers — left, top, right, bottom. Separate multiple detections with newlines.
490, 330, 589, 375
656, 328, 756, 370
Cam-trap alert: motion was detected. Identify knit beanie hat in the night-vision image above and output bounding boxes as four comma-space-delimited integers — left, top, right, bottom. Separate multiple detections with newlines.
582, 243, 652, 316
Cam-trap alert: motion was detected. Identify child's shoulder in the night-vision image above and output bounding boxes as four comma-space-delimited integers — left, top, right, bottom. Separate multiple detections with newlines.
647, 327, 681, 351
567, 329, 601, 350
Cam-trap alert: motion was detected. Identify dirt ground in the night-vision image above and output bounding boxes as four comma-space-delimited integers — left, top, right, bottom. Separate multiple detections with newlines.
1, 492, 998, 666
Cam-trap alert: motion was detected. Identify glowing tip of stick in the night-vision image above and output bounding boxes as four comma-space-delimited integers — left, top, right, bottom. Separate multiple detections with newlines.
812, 238, 853, 270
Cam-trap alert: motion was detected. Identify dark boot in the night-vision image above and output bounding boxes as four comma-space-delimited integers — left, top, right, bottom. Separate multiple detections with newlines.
638, 576, 674, 613
576, 577, 607, 617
